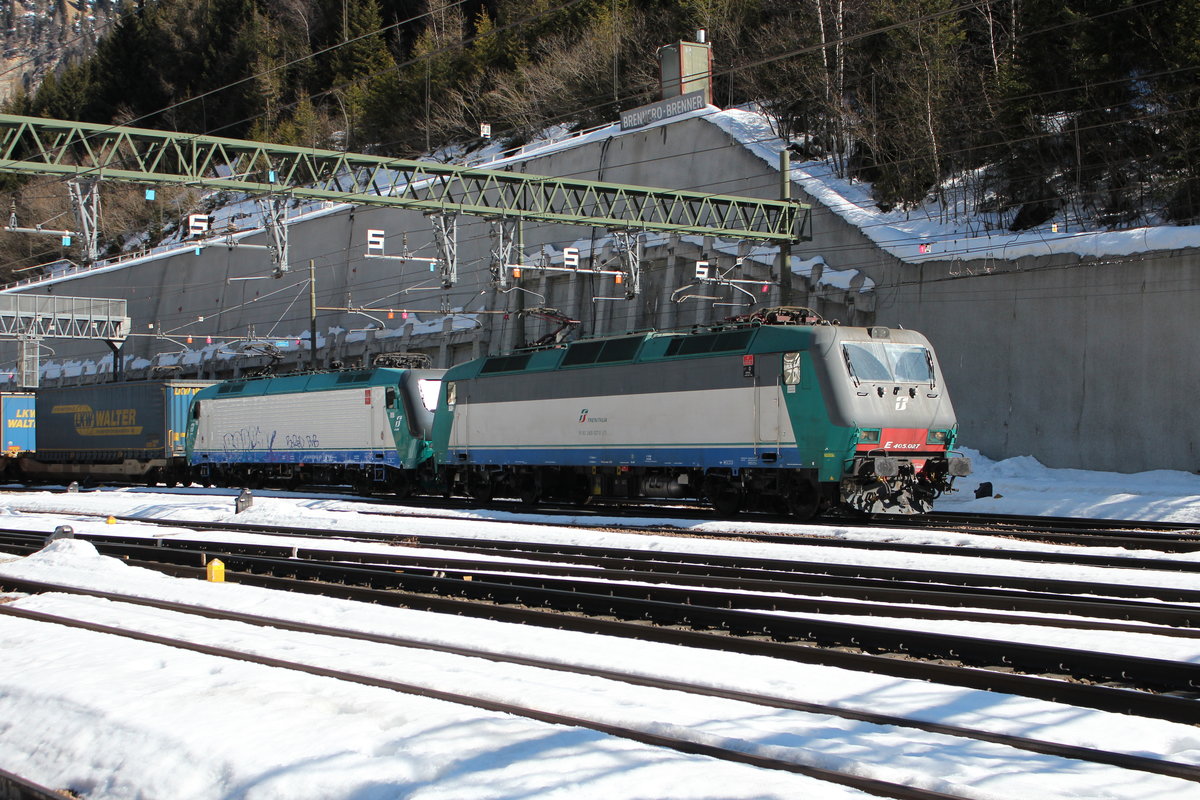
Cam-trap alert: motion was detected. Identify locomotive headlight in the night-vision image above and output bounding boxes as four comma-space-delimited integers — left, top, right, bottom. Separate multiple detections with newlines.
858, 428, 881, 444
926, 429, 949, 445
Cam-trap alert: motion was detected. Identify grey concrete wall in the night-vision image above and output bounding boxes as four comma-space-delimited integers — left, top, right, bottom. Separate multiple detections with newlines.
872, 249, 1200, 472
2, 112, 1195, 473
785, 167, 1200, 473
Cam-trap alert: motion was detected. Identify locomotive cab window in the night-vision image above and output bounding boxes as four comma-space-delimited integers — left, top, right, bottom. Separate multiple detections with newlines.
445, 381, 457, 406
843, 342, 934, 384
420, 379, 443, 411
783, 352, 802, 385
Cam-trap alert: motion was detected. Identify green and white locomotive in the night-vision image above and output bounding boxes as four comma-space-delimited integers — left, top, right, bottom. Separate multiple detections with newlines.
432, 308, 970, 517
187, 366, 444, 495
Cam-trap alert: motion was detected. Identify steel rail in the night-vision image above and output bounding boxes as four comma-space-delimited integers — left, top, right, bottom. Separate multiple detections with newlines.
3, 543, 1195, 724
3, 528, 1194, 629
67, 506, 1200, 573
34, 513, 1200, 598
163, 550, 1200, 693
3, 575, 1196, 784
10, 493, 1200, 566
7, 530, 1199, 698
927, 510, 1200, 534
0, 601, 969, 800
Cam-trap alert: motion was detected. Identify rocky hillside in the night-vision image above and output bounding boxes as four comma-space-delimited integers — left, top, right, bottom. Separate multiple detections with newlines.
1, 0, 123, 105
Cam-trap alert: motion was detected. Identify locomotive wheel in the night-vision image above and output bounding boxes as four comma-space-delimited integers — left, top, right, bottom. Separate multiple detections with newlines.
709, 488, 743, 516
788, 482, 821, 521
566, 474, 590, 506
390, 473, 412, 499
468, 476, 494, 501
517, 475, 540, 505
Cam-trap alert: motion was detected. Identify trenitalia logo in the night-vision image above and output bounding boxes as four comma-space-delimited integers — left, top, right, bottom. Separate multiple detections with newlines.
579, 409, 607, 424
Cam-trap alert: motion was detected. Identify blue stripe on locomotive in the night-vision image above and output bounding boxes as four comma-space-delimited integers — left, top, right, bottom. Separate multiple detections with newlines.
449, 444, 805, 469
196, 447, 403, 467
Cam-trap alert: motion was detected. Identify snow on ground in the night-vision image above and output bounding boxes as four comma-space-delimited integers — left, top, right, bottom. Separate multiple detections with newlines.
0, 450, 1198, 799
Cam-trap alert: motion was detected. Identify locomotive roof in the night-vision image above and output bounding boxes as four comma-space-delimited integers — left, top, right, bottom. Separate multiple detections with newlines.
195, 366, 443, 398
452, 324, 823, 379
447, 322, 931, 380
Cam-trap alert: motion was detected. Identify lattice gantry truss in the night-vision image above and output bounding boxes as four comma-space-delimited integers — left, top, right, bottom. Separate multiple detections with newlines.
0, 294, 130, 387
0, 114, 810, 242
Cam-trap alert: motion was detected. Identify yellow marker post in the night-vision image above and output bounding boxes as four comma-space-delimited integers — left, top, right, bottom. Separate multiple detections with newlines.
206, 559, 225, 583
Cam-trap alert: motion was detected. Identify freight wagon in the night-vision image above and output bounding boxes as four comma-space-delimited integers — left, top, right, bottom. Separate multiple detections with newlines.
0, 392, 35, 481
19, 380, 213, 485
0, 392, 35, 456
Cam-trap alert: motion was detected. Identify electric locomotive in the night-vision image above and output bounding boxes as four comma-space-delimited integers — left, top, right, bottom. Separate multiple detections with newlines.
186, 365, 445, 494
431, 308, 969, 517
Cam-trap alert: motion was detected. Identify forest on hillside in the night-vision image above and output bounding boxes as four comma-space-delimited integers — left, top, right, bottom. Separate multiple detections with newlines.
2, 0, 1199, 276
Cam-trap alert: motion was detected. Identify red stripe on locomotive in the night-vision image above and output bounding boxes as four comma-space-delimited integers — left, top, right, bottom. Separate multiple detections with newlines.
856, 428, 946, 452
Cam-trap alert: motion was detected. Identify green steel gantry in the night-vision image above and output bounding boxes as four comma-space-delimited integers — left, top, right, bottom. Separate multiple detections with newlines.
0, 113, 810, 241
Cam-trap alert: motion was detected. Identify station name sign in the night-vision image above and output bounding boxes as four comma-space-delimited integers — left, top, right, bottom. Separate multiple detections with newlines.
619, 90, 707, 131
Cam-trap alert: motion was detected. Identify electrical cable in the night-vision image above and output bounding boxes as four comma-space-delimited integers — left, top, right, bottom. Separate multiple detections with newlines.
2, 0, 1193, 366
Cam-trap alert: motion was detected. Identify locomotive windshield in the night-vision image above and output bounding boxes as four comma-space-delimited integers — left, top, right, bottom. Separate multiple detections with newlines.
842, 341, 934, 384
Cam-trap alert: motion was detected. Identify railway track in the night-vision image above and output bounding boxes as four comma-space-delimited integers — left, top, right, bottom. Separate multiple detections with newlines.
1, 525, 1197, 724
2, 577, 1197, 798
8, 501, 1200, 577
4, 524, 1197, 625
9, 484, 1200, 551
0, 582, 974, 800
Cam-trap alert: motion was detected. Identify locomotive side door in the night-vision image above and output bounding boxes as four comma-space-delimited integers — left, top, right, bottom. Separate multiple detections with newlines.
752, 354, 783, 458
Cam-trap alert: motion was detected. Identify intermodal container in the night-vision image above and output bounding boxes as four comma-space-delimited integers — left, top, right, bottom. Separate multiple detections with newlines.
34, 380, 213, 462
0, 393, 35, 455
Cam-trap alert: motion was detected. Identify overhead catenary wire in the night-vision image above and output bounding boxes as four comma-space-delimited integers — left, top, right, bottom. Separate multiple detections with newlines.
2, 0, 1182, 247
2, 3, 1190, 292
1, 0, 1191, 369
